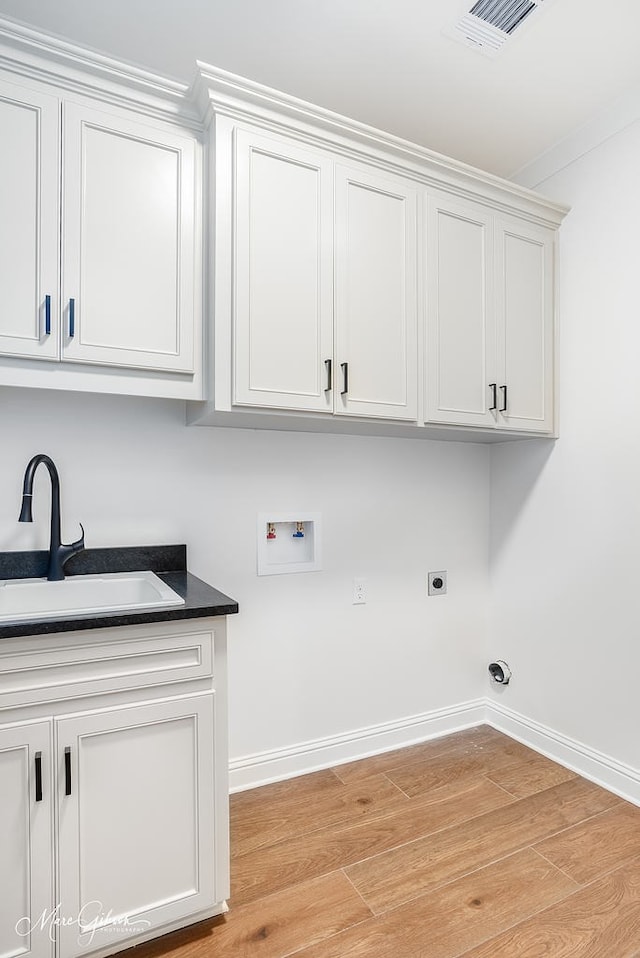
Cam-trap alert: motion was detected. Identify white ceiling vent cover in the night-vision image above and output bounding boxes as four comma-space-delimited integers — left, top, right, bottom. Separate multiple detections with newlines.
446, 0, 550, 57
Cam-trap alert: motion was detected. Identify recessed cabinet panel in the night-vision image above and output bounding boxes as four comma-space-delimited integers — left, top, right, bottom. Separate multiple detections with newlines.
57, 696, 215, 958
62, 103, 196, 373
336, 168, 417, 420
0, 723, 53, 958
0, 82, 59, 361
426, 193, 495, 427
234, 129, 333, 411
497, 218, 554, 432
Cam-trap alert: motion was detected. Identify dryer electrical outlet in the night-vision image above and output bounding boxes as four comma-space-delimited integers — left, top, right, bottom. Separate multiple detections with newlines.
428, 571, 448, 595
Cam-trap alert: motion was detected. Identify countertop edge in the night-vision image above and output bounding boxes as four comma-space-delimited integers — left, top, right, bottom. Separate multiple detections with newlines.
0, 557, 239, 640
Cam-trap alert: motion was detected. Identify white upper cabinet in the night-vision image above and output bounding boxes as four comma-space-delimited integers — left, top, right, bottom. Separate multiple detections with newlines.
495, 215, 554, 433
335, 167, 418, 420
62, 103, 196, 374
195, 64, 567, 439
0, 29, 203, 401
0, 79, 59, 362
426, 190, 556, 433
226, 124, 418, 422
426, 192, 495, 428
233, 128, 333, 411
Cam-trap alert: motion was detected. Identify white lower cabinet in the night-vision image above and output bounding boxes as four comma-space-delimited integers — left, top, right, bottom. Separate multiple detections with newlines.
0, 722, 53, 958
0, 619, 228, 958
57, 697, 215, 958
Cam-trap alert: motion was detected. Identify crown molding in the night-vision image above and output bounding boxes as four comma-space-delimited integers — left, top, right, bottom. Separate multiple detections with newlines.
195, 62, 569, 229
0, 15, 202, 129
511, 83, 640, 190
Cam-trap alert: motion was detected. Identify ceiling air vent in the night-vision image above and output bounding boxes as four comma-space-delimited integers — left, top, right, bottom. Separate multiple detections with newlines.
446, 0, 550, 57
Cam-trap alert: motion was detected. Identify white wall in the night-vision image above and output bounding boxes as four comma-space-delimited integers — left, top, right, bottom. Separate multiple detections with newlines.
490, 118, 640, 771
0, 387, 490, 774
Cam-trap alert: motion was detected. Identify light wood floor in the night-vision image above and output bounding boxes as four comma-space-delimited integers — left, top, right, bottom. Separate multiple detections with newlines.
129, 726, 640, 957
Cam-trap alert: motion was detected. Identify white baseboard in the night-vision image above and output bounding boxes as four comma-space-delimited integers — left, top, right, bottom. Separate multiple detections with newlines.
229, 698, 486, 792
229, 697, 640, 804
486, 700, 640, 807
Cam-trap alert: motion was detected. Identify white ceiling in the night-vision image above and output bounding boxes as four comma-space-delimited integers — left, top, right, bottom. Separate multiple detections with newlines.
0, 0, 639, 177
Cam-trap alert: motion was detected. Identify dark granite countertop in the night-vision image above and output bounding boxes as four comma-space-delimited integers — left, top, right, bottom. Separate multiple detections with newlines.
0, 545, 238, 640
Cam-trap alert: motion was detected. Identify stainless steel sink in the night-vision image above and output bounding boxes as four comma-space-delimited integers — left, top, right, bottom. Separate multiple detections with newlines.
0, 571, 185, 624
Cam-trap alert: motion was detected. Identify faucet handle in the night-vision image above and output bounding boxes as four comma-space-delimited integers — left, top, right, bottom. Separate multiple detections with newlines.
70, 522, 85, 551
59, 523, 86, 570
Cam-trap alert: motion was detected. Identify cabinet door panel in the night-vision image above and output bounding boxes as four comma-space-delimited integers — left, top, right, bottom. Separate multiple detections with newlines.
336, 168, 417, 420
234, 129, 333, 411
57, 696, 215, 957
0, 81, 59, 360
496, 218, 554, 432
0, 722, 53, 958
426, 192, 495, 427
62, 102, 195, 373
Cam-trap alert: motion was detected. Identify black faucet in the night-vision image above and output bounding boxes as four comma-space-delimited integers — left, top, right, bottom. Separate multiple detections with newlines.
18, 454, 85, 581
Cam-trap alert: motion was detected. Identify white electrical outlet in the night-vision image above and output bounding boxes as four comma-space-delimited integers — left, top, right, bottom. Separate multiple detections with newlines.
353, 578, 367, 604
428, 571, 447, 596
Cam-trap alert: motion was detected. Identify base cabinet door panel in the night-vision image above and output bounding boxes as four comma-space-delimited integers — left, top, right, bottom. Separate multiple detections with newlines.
0, 80, 59, 362
233, 128, 333, 412
496, 216, 554, 432
335, 167, 418, 420
56, 695, 215, 958
0, 722, 53, 958
426, 192, 495, 427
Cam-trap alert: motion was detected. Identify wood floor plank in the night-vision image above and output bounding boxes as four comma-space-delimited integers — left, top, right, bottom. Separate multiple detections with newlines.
485, 750, 577, 798
121, 871, 372, 958
385, 734, 545, 798
231, 769, 342, 816
535, 802, 640, 884
331, 726, 500, 784
293, 848, 578, 958
345, 777, 620, 914
231, 776, 514, 906
231, 772, 409, 859
117, 729, 637, 958
456, 856, 640, 958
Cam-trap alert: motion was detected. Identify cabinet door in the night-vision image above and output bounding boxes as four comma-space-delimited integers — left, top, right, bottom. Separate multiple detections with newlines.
426, 191, 496, 427
57, 696, 216, 958
495, 216, 555, 432
335, 167, 418, 420
0, 722, 53, 958
233, 128, 333, 411
0, 80, 59, 361
62, 102, 196, 373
